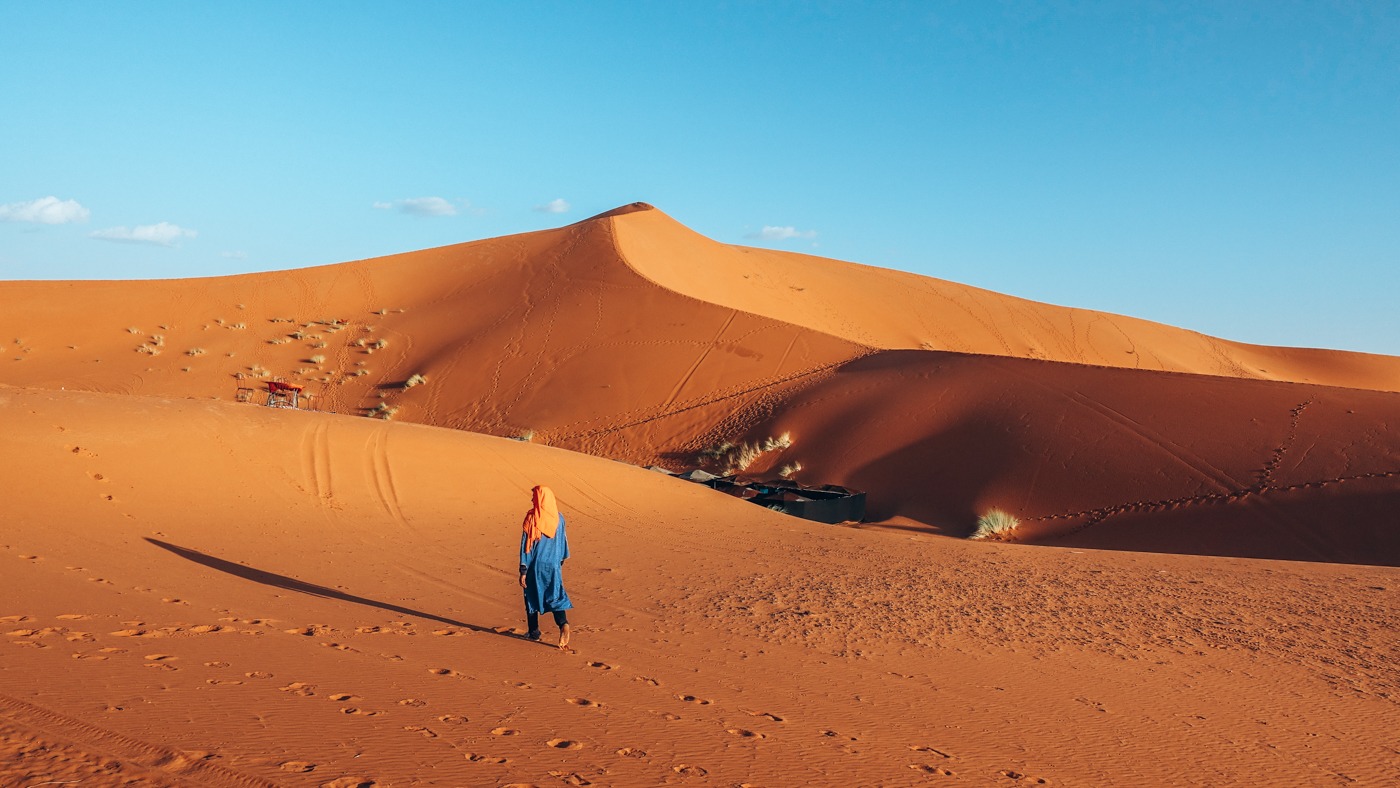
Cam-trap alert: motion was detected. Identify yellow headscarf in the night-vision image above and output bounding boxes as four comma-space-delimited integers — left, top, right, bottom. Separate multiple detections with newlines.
521, 485, 559, 554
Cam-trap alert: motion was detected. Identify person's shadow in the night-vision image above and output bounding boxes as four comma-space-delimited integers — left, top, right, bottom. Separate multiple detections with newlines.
145, 538, 502, 635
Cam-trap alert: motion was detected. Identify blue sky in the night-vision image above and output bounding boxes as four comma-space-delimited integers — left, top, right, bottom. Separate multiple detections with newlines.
3, 2, 1397, 355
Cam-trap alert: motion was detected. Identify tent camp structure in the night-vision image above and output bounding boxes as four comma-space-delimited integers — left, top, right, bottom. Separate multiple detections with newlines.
675, 473, 866, 524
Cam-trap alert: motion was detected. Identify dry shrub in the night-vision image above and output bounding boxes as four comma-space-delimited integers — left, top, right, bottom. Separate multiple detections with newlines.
700, 433, 793, 475
970, 509, 1021, 540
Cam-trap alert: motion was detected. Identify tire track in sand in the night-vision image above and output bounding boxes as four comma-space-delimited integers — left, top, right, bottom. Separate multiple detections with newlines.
299, 421, 334, 504
366, 425, 409, 528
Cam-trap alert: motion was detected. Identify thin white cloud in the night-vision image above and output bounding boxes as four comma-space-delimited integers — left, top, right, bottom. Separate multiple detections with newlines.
534, 198, 571, 214
89, 222, 197, 247
374, 197, 459, 217
0, 196, 90, 225
746, 225, 818, 241
222, 250, 248, 260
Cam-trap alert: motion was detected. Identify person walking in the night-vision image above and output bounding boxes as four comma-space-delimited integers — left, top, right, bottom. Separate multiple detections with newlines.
519, 484, 572, 649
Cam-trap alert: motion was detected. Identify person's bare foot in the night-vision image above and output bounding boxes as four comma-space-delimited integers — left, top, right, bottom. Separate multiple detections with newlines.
557, 623, 571, 650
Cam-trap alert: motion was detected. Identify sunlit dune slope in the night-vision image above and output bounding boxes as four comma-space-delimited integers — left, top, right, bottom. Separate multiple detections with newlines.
731, 351, 1400, 565
5, 385, 1398, 786
0, 207, 863, 461
611, 204, 1400, 390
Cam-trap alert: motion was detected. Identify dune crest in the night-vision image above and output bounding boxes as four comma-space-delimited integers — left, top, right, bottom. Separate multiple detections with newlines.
606, 206, 1400, 390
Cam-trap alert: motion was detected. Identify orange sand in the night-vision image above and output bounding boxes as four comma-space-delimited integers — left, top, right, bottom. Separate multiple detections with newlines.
2, 205, 1398, 785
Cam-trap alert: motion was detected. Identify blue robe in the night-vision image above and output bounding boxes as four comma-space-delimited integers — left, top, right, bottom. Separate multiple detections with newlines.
520, 514, 572, 614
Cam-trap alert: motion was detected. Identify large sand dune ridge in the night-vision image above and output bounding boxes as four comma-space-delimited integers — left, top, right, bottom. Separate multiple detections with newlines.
4, 203, 1396, 565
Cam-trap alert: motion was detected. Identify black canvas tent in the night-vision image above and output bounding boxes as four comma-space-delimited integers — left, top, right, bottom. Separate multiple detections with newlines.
677, 473, 866, 524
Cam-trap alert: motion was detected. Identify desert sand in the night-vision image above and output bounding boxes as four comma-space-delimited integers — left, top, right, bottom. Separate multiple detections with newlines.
2, 204, 1397, 785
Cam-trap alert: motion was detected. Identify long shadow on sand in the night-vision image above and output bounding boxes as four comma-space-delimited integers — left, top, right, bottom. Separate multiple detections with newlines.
145, 538, 499, 634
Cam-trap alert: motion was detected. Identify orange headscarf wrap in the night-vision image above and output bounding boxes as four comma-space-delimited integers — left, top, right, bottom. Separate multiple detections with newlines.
521, 485, 560, 554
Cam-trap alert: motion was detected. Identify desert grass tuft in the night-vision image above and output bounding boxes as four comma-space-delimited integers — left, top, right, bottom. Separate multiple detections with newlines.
403, 373, 427, 388
701, 433, 794, 475
970, 509, 1021, 540
368, 402, 400, 420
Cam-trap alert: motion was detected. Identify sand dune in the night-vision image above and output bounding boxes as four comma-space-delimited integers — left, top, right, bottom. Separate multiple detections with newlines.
3, 386, 1397, 785
6, 203, 1395, 564
4, 204, 1400, 784
610, 204, 1400, 389
742, 350, 1400, 564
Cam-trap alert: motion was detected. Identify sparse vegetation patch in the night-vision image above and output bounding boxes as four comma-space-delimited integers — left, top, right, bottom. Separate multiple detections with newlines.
699, 433, 794, 475
970, 509, 1021, 540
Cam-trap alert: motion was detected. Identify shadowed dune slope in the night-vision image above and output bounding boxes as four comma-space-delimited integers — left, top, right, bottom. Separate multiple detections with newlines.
731, 351, 1400, 565
4, 386, 1398, 786
610, 204, 1400, 390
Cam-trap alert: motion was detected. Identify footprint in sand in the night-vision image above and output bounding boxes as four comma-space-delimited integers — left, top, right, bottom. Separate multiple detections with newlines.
548, 771, 592, 786
587, 662, 614, 671
0, 615, 34, 623
675, 694, 712, 705
659, 712, 681, 721
999, 771, 1049, 784
245, 671, 273, 679
910, 745, 953, 758
635, 676, 662, 687
438, 714, 468, 725
398, 698, 427, 707
615, 747, 647, 758
910, 764, 956, 777
319, 777, 379, 788
340, 708, 383, 717
428, 668, 460, 677
280, 761, 317, 773
746, 710, 785, 723
565, 698, 601, 708
110, 629, 147, 638
726, 729, 766, 739
280, 682, 316, 696
56, 614, 88, 620
672, 764, 708, 777
546, 739, 583, 750
404, 726, 438, 738
100, 647, 127, 655
206, 679, 243, 686
464, 754, 509, 764
490, 727, 519, 736
144, 654, 177, 662
205, 661, 229, 668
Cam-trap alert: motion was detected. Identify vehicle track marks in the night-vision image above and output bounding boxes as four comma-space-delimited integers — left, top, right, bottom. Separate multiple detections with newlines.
366, 426, 408, 528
